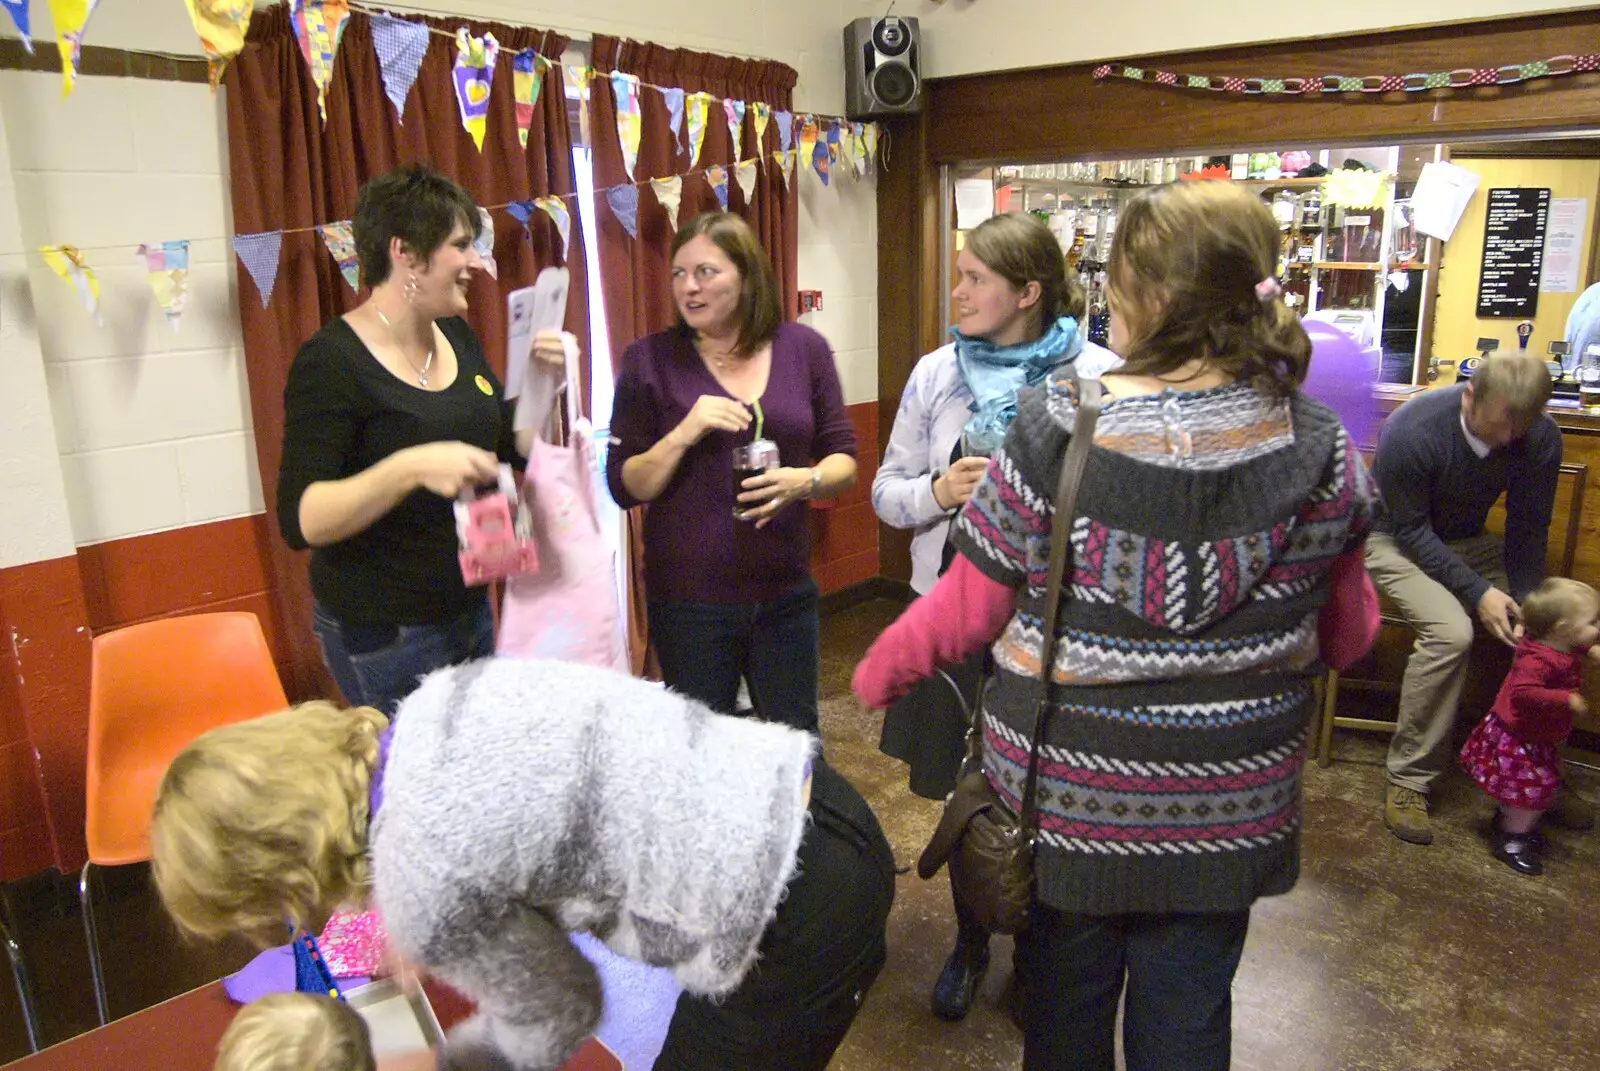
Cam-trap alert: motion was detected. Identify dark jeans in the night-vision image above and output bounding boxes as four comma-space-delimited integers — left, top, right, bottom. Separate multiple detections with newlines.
1018, 905, 1251, 1071
311, 599, 495, 716
648, 579, 821, 734
654, 761, 895, 1070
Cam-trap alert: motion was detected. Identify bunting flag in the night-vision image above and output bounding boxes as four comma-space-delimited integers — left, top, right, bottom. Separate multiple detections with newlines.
183, 0, 251, 90
511, 50, 543, 147
706, 165, 729, 211
662, 87, 686, 154
535, 196, 571, 261
2, 0, 30, 53
47, 0, 99, 96
137, 240, 190, 332
751, 102, 771, 147
569, 65, 593, 148
612, 71, 643, 181
851, 122, 869, 178
799, 117, 822, 183
775, 110, 793, 153
685, 92, 714, 168
771, 150, 788, 189
288, 0, 349, 123
723, 99, 745, 155
734, 159, 758, 205
370, 10, 429, 121
40, 244, 101, 324
474, 206, 498, 279
606, 184, 639, 239
863, 122, 878, 167
836, 127, 855, 182
506, 199, 536, 234
453, 28, 500, 151
812, 137, 831, 185
826, 121, 842, 164
650, 176, 683, 232
233, 231, 283, 308
318, 221, 361, 291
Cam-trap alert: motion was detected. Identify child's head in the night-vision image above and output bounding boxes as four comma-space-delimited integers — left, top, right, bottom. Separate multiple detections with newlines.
1106, 180, 1310, 396
1520, 577, 1600, 646
151, 701, 388, 948
215, 993, 375, 1071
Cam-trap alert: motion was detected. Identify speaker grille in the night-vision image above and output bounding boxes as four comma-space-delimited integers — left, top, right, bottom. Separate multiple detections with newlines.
871, 63, 918, 108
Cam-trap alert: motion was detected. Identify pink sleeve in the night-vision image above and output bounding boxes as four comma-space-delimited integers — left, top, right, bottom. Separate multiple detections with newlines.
852, 556, 1018, 708
1319, 545, 1379, 672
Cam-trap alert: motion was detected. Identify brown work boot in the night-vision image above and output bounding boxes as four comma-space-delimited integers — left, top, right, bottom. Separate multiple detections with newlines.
1385, 785, 1433, 844
1548, 789, 1596, 830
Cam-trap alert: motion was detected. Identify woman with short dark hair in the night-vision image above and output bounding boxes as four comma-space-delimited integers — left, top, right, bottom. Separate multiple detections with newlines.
606, 211, 857, 734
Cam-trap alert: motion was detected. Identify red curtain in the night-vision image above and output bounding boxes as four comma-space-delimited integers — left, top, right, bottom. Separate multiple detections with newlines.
226, 7, 585, 700
586, 35, 799, 674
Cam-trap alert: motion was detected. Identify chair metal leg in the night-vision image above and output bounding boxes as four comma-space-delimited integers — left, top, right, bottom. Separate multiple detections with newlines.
1317, 669, 1339, 768
1, 915, 41, 1052
80, 861, 110, 1026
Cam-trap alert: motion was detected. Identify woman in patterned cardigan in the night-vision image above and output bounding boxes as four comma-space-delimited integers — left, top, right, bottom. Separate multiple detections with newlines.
854, 181, 1379, 1071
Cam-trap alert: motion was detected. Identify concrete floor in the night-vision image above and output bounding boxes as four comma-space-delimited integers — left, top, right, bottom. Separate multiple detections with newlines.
2, 596, 1598, 1069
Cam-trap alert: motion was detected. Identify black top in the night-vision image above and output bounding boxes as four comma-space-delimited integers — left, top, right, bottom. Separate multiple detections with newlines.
276, 316, 517, 625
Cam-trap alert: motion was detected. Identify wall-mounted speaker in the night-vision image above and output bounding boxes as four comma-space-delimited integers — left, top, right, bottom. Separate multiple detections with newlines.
843, 15, 922, 120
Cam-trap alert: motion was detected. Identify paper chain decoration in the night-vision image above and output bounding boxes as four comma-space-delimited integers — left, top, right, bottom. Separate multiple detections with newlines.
1093, 53, 1600, 95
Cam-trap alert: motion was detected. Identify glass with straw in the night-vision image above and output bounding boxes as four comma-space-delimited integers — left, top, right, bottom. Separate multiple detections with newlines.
731, 400, 780, 521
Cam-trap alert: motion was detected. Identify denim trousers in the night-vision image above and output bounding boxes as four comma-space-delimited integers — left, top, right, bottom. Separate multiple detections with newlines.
647, 578, 821, 734
1017, 904, 1251, 1071
311, 599, 495, 716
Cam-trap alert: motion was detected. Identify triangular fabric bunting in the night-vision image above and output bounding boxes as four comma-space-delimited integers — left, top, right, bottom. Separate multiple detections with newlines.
46, 0, 99, 96
605, 184, 639, 239
706, 165, 729, 211
612, 71, 643, 181
534, 197, 572, 261
734, 160, 758, 206
783, 147, 797, 185
835, 124, 854, 182
751, 102, 771, 147
775, 110, 793, 153
812, 135, 831, 186
319, 221, 361, 291
863, 123, 878, 167
799, 116, 819, 181
723, 99, 745, 156
40, 244, 101, 324
570, 65, 593, 149
771, 150, 788, 189
473, 206, 498, 280
288, 0, 349, 123
852, 122, 869, 178
650, 176, 683, 232
506, 200, 536, 234
685, 91, 714, 168
452, 28, 500, 151
370, 10, 428, 121
184, 0, 251, 91
2, 0, 31, 53
662, 87, 686, 155
233, 231, 283, 308
511, 50, 543, 147
827, 121, 842, 164
137, 240, 190, 332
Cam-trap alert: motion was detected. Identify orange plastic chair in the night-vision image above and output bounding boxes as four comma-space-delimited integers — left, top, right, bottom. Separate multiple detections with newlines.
82, 611, 288, 1024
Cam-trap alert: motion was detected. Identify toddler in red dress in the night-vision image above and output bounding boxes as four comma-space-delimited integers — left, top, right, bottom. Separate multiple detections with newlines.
1460, 577, 1600, 875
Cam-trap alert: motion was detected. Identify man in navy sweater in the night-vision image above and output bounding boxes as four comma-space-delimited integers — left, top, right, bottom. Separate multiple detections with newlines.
1366, 355, 1582, 844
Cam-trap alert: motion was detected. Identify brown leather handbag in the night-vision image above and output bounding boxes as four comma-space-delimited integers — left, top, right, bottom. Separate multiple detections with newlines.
915, 378, 1103, 936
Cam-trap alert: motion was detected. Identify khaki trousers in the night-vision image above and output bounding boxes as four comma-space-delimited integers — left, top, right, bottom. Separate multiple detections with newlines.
1363, 531, 1508, 794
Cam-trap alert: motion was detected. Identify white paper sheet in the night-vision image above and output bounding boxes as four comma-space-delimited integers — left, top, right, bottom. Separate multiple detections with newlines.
1411, 161, 1481, 242
506, 267, 570, 432
955, 178, 995, 230
1540, 197, 1587, 293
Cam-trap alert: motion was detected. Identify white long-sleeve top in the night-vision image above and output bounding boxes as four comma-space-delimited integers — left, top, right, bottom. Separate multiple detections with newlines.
872, 340, 1120, 594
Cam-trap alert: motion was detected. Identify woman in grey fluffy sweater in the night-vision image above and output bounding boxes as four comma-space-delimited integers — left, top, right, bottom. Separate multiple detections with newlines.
151, 657, 895, 1071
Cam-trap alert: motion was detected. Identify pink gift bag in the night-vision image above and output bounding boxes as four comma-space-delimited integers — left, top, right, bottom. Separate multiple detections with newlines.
497, 338, 629, 672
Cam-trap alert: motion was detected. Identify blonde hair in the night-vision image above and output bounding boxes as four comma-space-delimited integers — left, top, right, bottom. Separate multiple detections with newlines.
215, 993, 375, 1071
964, 212, 1074, 334
1107, 181, 1310, 397
1519, 577, 1598, 641
151, 701, 388, 948
1468, 353, 1553, 420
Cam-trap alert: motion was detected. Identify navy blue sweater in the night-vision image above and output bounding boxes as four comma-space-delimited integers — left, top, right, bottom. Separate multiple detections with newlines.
1371, 384, 1561, 605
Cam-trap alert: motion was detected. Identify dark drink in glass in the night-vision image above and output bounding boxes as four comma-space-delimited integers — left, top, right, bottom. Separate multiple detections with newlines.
731, 439, 780, 520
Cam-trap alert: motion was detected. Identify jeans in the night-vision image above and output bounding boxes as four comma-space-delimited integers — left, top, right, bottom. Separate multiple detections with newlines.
311, 599, 495, 716
1018, 905, 1251, 1071
648, 578, 821, 734
654, 761, 895, 1070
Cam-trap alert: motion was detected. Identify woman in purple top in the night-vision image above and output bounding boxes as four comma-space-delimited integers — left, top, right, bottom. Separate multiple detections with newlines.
606, 212, 857, 734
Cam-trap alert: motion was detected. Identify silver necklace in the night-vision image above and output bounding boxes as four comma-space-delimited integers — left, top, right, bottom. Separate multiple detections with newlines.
374, 307, 435, 387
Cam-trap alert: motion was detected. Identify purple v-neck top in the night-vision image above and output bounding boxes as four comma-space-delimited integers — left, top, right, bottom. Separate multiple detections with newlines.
606, 322, 857, 604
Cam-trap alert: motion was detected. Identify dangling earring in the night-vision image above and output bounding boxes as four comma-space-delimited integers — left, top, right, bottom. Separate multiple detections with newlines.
403, 272, 419, 304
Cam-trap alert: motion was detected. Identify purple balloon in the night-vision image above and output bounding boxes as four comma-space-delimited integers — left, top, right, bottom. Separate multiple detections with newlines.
1301, 320, 1380, 449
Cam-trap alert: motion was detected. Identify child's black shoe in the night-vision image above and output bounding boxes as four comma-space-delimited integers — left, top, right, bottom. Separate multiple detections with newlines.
1491, 828, 1544, 876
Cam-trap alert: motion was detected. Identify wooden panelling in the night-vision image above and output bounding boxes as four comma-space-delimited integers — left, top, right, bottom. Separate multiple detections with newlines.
812, 401, 881, 593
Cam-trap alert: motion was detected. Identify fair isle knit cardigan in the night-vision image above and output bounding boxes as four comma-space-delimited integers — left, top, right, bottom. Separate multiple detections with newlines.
950, 378, 1375, 915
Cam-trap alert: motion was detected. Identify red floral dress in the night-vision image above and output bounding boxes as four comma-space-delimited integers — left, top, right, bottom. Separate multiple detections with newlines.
1460, 640, 1587, 811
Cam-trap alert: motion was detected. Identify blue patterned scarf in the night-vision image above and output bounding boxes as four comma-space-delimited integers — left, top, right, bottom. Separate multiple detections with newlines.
955, 315, 1084, 455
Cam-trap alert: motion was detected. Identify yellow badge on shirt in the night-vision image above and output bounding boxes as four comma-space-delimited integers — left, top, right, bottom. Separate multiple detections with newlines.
475, 374, 493, 395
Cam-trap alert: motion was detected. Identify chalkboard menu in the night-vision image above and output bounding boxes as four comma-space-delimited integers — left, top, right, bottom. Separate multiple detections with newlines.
1476, 187, 1551, 317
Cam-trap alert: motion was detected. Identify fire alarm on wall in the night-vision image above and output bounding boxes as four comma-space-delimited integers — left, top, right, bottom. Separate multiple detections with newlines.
799, 290, 824, 313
